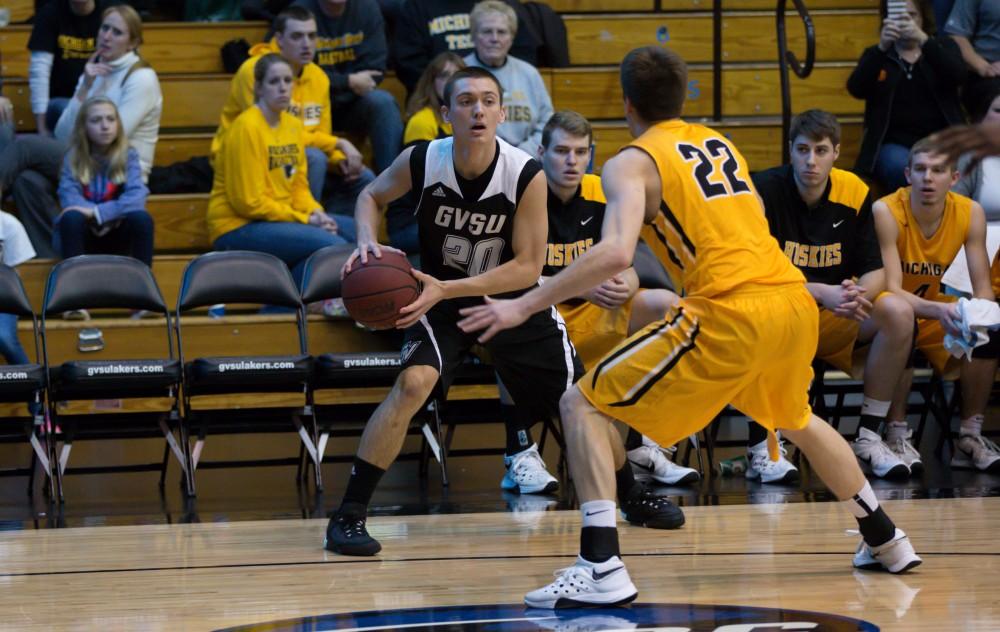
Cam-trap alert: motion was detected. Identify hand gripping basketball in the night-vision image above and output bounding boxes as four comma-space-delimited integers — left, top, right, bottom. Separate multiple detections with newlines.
341, 250, 421, 330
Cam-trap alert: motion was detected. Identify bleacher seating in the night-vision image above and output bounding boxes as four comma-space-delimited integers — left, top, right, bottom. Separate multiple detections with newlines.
3, 1, 938, 489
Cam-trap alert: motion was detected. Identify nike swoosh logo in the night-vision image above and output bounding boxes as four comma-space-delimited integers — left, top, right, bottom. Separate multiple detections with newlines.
584, 509, 610, 516
833, 220, 845, 228
592, 565, 622, 581
627, 458, 655, 472
581, 217, 594, 225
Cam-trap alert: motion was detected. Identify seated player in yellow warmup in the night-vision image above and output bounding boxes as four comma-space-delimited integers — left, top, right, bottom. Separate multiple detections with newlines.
460, 46, 921, 608
873, 138, 1000, 473
754, 109, 917, 481
538, 110, 697, 486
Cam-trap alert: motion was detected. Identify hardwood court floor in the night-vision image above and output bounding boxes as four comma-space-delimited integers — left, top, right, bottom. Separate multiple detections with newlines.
0, 497, 996, 630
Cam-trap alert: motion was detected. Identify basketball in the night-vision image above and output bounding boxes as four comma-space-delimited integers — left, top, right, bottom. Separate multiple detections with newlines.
341, 251, 420, 330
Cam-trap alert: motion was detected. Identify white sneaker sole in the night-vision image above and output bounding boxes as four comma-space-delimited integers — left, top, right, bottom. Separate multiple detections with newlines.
951, 453, 1000, 473
524, 584, 638, 609
500, 477, 559, 494
631, 467, 700, 486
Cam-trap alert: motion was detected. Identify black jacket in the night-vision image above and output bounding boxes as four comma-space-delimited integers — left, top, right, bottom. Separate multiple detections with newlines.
846, 36, 967, 176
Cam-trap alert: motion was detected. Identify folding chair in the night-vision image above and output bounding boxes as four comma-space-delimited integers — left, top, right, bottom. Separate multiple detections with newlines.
0, 265, 51, 496
41, 255, 182, 502
175, 251, 315, 495
299, 245, 452, 486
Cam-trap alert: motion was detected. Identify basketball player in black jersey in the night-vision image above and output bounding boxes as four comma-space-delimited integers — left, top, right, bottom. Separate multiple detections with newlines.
324, 67, 683, 556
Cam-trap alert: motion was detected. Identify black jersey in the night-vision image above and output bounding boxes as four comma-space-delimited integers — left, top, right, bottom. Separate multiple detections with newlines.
753, 165, 882, 285
410, 137, 541, 293
543, 174, 607, 276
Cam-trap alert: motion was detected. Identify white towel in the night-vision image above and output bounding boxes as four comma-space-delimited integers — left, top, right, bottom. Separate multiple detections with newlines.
943, 298, 1000, 361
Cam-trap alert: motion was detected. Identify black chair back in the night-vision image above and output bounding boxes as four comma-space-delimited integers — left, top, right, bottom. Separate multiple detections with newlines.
43, 255, 168, 316
177, 251, 302, 311
299, 244, 355, 304
0, 265, 35, 317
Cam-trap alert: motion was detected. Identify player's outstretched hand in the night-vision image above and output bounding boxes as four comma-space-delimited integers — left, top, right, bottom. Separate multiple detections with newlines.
822, 279, 872, 322
340, 240, 405, 278
457, 296, 530, 343
396, 269, 444, 329
930, 122, 1000, 168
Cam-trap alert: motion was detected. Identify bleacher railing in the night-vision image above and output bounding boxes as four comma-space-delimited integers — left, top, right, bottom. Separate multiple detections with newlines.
776, 0, 817, 163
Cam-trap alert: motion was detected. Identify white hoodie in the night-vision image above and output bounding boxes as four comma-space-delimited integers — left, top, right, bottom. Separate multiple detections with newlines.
54, 51, 162, 181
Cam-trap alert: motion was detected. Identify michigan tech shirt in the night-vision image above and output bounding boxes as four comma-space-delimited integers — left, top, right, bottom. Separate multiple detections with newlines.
753, 164, 882, 285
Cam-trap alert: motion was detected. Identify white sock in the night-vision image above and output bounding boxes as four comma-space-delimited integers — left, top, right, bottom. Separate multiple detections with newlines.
861, 397, 891, 418
844, 481, 880, 519
580, 500, 617, 529
961, 415, 984, 437
885, 420, 909, 440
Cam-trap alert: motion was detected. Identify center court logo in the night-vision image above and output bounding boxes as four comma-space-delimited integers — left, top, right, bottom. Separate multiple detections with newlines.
215, 603, 879, 631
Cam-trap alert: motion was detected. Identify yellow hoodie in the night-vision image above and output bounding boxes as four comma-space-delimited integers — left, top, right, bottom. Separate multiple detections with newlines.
211, 40, 345, 165
207, 107, 321, 242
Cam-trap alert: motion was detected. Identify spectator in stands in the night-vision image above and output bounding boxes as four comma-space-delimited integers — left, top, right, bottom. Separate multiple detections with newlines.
215, 6, 369, 227
933, 0, 956, 31
28, 0, 112, 137
0, 208, 35, 367
0, 4, 160, 259
463, 1, 552, 155
393, 0, 538, 93
955, 80, 1000, 222
293, 0, 403, 174
404, 52, 464, 145
945, 0, 1000, 81
56, 97, 153, 267
0, 95, 13, 149
209, 54, 349, 284
848, 0, 966, 194
384, 52, 466, 255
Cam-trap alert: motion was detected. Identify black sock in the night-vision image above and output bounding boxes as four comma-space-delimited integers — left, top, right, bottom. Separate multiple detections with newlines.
747, 421, 769, 447
615, 462, 638, 499
624, 428, 644, 451
846, 482, 896, 547
858, 414, 884, 434
501, 403, 534, 456
580, 527, 620, 563
339, 457, 385, 516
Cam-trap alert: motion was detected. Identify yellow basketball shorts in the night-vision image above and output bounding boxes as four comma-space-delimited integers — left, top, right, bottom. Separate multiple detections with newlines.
577, 283, 818, 450
557, 296, 636, 370
816, 309, 860, 374
915, 317, 954, 374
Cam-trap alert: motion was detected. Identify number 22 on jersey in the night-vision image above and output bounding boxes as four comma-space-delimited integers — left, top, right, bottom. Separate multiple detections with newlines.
676, 139, 751, 200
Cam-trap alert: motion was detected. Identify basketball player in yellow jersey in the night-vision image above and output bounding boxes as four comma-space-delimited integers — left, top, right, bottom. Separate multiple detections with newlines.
459, 46, 920, 608
873, 138, 1000, 473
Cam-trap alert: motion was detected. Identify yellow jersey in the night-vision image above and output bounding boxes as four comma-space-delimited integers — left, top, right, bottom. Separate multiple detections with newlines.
881, 187, 972, 302
629, 120, 804, 298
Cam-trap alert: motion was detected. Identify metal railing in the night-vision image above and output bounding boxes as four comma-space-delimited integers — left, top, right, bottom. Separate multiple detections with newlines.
776, 0, 817, 162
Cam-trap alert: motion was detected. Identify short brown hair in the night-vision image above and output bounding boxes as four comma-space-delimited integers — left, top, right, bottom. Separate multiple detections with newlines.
541, 110, 592, 147
442, 66, 503, 108
274, 5, 315, 34
789, 109, 841, 146
620, 46, 687, 123
253, 52, 292, 99
908, 136, 955, 169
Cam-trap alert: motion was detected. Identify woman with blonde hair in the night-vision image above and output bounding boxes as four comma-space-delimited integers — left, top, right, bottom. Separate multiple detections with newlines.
56, 96, 152, 265
0, 3, 161, 259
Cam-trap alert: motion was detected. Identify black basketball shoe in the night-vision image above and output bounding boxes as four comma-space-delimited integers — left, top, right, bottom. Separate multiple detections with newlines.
324, 512, 382, 556
620, 484, 685, 529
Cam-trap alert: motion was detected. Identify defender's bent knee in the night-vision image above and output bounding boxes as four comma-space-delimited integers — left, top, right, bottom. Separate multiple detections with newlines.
394, 365, 438, 404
